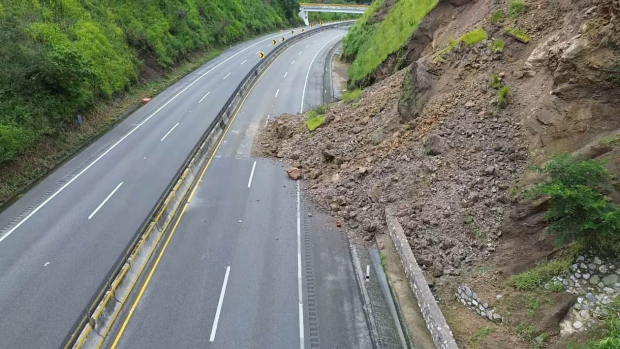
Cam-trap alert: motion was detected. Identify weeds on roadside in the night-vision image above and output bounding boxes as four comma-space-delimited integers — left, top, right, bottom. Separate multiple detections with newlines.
342, 89, 362, 103
511, 258, 572, 290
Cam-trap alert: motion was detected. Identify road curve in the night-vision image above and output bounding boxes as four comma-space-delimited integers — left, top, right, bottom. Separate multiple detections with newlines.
0, 25, 333, 349
102, 28, 372, 349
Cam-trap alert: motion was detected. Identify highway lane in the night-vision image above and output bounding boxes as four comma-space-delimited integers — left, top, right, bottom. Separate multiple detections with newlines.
104, 28, 372, 349
0, 25, 339, 349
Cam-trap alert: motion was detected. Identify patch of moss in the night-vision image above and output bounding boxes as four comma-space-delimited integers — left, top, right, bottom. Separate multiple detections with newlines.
492, 39, 505, 53
506, 27, 530, 43
509, 0, 527, 17
490, 10, 505, 24
498, 85, 510, 107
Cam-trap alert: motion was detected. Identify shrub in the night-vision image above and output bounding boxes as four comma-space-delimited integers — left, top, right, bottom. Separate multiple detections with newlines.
492, 39, 505, 53
529, 154, 620, 253
0, 124, 37, 163
498, 85, 510, 107
490, 10, 505, 24
506, 27, 530, 43
509, 0, 528, 18
461, 28, 488, 46
491, 73, 502, 89
342, 89, 362, 103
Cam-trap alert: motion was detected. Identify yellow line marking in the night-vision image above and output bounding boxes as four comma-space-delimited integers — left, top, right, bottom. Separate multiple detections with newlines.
109, 47, 287, 349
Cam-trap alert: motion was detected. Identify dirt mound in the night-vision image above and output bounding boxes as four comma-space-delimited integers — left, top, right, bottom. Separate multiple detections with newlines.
255, 66, 528, 276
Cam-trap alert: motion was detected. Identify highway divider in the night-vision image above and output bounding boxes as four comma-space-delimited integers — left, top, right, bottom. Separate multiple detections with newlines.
65, 21, 353, 349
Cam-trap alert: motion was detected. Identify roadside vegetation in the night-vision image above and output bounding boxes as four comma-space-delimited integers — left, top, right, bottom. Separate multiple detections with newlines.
0, 0, 299, 204
528, 154, 620, 254
343, 0, 438, 84
305, 105, 328, 131
341, 89, 362, 103
0, 0, 298, 166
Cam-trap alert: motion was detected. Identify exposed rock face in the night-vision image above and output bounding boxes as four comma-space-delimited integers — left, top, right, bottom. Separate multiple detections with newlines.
398, 58, 435, 123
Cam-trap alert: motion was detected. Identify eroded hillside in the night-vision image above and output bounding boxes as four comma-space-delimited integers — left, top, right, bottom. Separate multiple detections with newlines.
257, 0, 619, 347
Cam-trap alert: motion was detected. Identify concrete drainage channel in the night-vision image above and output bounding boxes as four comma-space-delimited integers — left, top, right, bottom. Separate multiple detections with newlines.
64, 21, 353, 349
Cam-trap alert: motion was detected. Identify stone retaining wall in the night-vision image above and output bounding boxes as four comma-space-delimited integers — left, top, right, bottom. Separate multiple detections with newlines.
385, 207, 459, 349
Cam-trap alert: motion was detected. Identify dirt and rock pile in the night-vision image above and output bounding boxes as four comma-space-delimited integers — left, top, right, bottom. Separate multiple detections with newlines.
255, 66, 529, 277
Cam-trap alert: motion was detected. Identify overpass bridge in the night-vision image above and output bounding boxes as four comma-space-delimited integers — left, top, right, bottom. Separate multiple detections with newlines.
298, 3, 369, 25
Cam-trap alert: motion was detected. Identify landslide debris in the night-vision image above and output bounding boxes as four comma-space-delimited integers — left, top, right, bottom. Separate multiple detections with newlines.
256, 67, 528, 274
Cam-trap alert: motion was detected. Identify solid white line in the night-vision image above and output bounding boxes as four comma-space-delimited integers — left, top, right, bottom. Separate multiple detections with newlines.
291, 60, 295, 65
297, 181, 305, 349
275, 89, 280, 98
199, 91, 211, 103
210, 266, 231, 342
223, 72, 231, 80
241, 60, 247, 65
88, 182, 123, 220
284, 72, 288, 78
247, 161, 257, 188
160, 123, 179, 142
301, 35, 343, 113
0, 29, 296, 243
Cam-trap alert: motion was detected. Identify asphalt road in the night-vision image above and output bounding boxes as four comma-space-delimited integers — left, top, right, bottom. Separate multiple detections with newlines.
0, 25, 341, 349
104, 28, 372, 349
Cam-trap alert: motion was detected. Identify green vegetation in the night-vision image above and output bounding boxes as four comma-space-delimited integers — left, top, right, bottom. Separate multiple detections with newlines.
569, 316, 620, 348
533, 333, 548, 349
471, 326, 493, 346
342, 0, 385, 61
529, 154, 620, 253
309, 12, 361, 23
490, 10, 505, 24
460, 28, 488, 46
345, 0, 438, 84
380, 251, 387, 270
506, 27, 530, 43
511, 258, 572, 290
492, 39, 506, 53
516, 323, 538, 340
509, 0, 528, 18
306, 115, 327, 131
434, 28, 489, 61
498, 86, 510, 107
549, 280, 565, 292
491, 73, 502, 89
600, 133, 620, 146
305, 104, 328, 131
342, 89, 362, 102
0, 0, 299, 164
526, 294, 540, 315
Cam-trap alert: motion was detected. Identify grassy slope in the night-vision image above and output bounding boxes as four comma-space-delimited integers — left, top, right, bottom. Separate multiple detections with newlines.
343, 0, 438, 84
0, 0, 298, 165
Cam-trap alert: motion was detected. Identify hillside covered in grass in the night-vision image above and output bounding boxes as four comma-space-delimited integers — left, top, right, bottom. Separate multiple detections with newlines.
342, 0, 438, 85
0, 0, 299, 164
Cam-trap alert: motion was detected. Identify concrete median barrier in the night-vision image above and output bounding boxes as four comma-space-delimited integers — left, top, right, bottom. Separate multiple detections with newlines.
65, 21, 353, 349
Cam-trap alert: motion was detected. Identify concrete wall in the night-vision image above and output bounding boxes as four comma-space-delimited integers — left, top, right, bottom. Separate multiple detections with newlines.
385, 207, 459, 349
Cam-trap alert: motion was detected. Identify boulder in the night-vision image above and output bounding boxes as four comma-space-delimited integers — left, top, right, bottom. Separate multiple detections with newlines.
286, 167, 302, 180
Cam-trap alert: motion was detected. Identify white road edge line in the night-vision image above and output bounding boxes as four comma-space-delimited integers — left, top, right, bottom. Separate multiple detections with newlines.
241, 59, 247, 65
223, 72, 231, 80
247, 161, 257, 188
284, 72, 288, 78
160, 123, 179, 142
265, 115, 270, 126
88, 182, 123, 220
199, 91, 211, 103
300, 35, 343, 113
0, 28, 294, 243
210, 266, 231, 342
297, 181, 305, 349
275, 89, 280, 98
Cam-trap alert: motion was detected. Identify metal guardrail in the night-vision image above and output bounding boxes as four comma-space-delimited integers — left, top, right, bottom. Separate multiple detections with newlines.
63, 21, 352, 349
